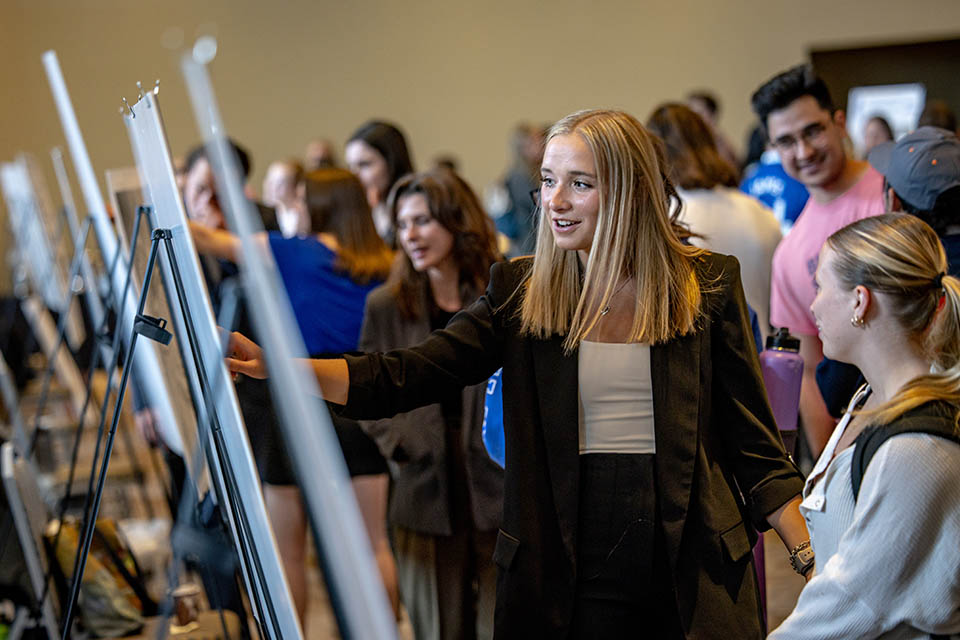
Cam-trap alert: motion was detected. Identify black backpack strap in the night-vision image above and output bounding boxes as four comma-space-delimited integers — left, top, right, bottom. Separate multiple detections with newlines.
851, 406, 960, 502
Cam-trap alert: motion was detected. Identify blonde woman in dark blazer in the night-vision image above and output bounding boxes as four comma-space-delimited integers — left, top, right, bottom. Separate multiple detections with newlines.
226, 110, 810, 638
359, 169, 503, 639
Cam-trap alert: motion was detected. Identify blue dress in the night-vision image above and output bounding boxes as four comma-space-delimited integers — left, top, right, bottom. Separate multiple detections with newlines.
246, 233, 386, 483
267, 233, 381, 356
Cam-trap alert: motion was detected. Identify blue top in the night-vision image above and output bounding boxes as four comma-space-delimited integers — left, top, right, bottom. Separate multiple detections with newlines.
740, 150, 810, 234
943, 234, 960, 277
268, 233, 383, 355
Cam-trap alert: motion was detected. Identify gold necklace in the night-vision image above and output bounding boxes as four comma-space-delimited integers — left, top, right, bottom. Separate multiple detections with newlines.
599, 279, 630, 316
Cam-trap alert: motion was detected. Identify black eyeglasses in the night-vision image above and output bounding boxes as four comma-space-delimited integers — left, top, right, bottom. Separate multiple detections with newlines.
770, 122, 829, 154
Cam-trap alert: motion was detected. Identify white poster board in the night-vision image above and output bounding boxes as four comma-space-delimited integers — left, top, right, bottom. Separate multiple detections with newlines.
42, 50, 186, 461
847, 83, 927, 156
0, 157, 85, 350
123, 88, 301, 640
182, 48, 397, 640
104, 167, 198, 463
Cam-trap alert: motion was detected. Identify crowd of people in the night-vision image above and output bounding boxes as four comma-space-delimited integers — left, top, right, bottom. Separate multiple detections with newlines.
155, 62, 960, 638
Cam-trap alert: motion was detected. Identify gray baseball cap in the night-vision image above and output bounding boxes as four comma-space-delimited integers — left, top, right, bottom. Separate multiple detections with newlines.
868, 126, 960, 210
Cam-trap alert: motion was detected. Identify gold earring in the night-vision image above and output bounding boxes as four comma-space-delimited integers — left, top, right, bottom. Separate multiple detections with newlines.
850, 314, 865, 328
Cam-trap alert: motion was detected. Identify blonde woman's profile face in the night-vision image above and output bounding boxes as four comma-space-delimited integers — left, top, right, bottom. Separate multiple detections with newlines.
540, 133, 600, 262
810, 246, 858, 361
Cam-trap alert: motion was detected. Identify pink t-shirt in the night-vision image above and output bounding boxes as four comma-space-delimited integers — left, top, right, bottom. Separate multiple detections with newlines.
769, 167, 885, 336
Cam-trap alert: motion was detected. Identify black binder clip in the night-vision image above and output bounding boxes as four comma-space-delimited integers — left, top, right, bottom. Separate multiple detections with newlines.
134, 314, 173, 345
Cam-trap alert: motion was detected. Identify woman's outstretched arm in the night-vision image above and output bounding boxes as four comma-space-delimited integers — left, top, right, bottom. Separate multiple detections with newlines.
225, 331, 350, 404
225, 260, 522, 418
188, 220, 241, 261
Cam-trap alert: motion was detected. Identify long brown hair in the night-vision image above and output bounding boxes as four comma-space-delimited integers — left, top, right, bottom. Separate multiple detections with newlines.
386, 169, 501, 320
520, 109, 706, 352
304, 168, 393, 283
646, 103, 738, 190
827, 213, 960, 426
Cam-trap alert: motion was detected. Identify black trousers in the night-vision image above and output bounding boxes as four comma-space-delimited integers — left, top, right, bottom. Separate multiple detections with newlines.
570, 453, 684, 639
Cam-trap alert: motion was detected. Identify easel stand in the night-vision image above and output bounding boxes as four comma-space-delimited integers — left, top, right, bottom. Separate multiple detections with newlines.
25, 215, 94, 455
60, 227, 260, 640
154, 278, 242, 640
40, 206, 150, 615
59, 221, 171, 638
144, 235, 273, 640
52, 206, 161, 530
22, 206, 154, 521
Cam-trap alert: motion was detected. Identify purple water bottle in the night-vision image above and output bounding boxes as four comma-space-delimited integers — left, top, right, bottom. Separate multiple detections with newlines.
759, 327, 803, 456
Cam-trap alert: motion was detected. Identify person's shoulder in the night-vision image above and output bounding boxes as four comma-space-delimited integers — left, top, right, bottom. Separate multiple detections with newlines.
695, 249, 734, 268
274, 233, 330, 253
693, 250, 740, 285
365, 282, 398, 309
692, 252, 747, 321
265, 229, 285, 249
838, 166, 885, 210
858, 166, 885, 190
862, 400, 960, 466
492, 256, 531, 285
735, 191, 783, 238
866, 411, 960, 493
727, 186, 770, 210
361, 283, 408, 332
486, 257, 531, 310
887, 400, 960, 430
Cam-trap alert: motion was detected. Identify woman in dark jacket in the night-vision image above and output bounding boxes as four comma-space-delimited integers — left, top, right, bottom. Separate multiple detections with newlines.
359, 168, 503, 639
226, 109, 809, 639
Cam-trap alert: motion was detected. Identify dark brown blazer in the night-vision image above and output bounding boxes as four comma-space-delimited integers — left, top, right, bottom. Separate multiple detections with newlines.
344, 253, 804, 639
356, 284, 504, 535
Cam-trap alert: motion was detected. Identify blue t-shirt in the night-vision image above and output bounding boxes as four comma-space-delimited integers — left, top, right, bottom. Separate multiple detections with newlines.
740, 150, 809, 234
268, 233, 383, 355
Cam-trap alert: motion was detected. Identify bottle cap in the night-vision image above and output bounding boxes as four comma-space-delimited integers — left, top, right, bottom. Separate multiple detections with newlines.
765, 327, 800, 351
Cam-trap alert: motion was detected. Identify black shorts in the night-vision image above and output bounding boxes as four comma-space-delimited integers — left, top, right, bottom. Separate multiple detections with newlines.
238, 377, 387, 485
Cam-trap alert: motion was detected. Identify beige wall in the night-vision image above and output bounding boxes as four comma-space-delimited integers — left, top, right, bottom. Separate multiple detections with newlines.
1, 0, 959, 292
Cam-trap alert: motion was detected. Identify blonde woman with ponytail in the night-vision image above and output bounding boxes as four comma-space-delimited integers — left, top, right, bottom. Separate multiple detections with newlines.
771, 212, 960, 639
226, 110, 808, 638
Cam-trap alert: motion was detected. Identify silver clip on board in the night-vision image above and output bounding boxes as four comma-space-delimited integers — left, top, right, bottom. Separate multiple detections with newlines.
181, 45, 397, 639
123, 88, 302, 640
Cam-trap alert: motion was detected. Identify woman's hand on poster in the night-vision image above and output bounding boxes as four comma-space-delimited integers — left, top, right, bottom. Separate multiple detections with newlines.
225, 331, 268, 379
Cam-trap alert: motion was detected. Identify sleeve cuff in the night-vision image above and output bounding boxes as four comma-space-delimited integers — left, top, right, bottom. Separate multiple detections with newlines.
748, 471, 805, 531
340, 352, 377, 419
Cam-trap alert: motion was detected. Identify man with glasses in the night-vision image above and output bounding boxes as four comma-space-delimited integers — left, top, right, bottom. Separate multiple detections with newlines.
751, 65, 885, 458
814, 126, 960, 419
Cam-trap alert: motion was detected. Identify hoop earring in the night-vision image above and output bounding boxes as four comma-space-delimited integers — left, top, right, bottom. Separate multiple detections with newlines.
850, 314, 866, 328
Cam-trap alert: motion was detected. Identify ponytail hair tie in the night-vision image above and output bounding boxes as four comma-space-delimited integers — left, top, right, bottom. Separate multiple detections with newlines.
933, 272, 946, 291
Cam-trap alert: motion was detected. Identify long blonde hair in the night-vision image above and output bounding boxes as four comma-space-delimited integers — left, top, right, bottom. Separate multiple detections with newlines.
826, 213, 960, 426
520, 109, 705, 352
